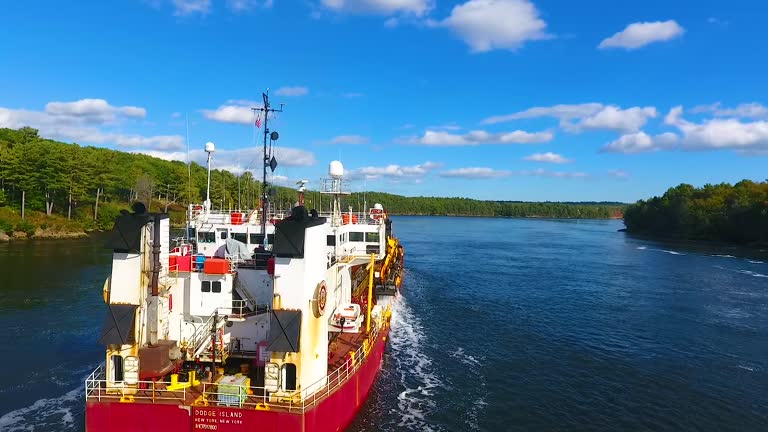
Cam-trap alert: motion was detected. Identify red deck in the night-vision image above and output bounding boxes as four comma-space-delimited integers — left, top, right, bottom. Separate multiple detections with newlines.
86, 326, 389, 432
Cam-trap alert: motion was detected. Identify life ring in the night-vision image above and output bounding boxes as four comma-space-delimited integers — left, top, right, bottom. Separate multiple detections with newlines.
312, 281, 328, 318
370, 208, 383, 220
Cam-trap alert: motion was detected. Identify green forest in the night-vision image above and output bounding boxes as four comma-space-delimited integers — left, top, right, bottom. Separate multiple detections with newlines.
0, 127, 624, 238
623, 181, 768, 244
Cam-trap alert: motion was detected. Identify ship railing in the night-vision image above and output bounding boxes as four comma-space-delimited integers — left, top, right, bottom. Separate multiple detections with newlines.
84, 320, 385, 413
85, 366, 190, 405
296, 320, 382, 409
216, 299, 258, 320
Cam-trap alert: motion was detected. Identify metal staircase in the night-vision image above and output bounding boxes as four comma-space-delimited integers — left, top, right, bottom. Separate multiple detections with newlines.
189, 311, 230, 362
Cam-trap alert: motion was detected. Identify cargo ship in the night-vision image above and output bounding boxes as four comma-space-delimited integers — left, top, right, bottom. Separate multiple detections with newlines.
85, 92, 404, 431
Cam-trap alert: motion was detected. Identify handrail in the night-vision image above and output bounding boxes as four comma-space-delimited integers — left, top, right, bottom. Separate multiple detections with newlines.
85, 319, 386, 413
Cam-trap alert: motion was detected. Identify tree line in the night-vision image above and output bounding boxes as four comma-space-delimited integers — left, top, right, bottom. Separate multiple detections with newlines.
0, 126, 624, 235
623, 181, 768, 244
343, 192, 624, 219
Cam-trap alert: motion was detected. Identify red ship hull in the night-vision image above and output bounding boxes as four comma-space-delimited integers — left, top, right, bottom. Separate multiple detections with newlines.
86, 327, 388, 432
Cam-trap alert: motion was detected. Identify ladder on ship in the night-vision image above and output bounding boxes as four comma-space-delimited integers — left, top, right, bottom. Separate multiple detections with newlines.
188, 311, 230, 363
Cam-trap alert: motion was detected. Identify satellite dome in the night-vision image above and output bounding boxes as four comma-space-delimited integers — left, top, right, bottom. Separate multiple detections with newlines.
205, 142, 216, 153
329, 160, 344, 179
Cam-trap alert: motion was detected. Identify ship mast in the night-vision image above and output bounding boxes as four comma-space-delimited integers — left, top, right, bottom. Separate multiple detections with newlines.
252, 91, 283, 240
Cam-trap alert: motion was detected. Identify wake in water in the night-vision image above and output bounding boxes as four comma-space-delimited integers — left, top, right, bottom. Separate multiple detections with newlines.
637, 246, 767, 264
389, 295, 443, 431
635, 246, 684, 255
449, 347, 488, 431
0, 386, 81, 432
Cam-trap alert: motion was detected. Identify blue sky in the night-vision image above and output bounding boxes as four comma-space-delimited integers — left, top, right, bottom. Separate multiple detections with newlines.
1, 0, 767, 202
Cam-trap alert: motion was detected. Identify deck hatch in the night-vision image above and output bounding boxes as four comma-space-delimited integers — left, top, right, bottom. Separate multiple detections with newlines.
98, 304, 137, 345
267, 310, 302, 352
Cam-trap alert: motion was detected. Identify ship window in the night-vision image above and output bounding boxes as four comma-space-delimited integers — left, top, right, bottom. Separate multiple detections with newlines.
366, 245, 380, 255
232, 233, 247, 243
327, 235, 336, 246
349, 232, 364, 242
111, 355, 124, 382
201, 281, 211, 292
365, 232, 380, 243
249, 234, 275, 246
219, 230, 228, 240
212, 281, 222, 293
187, 227, 196, 240
198, 232, 215, 243
282, 363, 297, 391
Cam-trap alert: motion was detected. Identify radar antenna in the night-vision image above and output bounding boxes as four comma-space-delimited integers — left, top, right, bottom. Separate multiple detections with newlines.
251, 91, 284, 241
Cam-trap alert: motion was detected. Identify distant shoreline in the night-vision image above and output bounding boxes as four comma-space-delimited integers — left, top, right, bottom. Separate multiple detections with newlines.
389, 213, 624, 220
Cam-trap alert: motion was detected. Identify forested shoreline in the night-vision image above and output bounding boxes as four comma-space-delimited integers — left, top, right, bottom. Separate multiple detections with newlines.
0, 127, 624, 241
623, 181, 768, 245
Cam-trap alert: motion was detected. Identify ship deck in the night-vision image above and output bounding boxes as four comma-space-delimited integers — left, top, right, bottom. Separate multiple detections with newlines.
86, 326, 381, 414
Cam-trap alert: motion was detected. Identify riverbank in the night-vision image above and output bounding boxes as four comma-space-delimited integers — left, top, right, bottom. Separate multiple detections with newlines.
0, 228, 89, 242
0, 207, 90, 242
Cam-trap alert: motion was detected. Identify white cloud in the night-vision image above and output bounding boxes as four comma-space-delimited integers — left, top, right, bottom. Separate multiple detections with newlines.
437, 0, 550, 52
707, 17, 728, 26
565, 105, 657, 133
331, 135, 370, 144
132, 145, 316, 170
523, 152, 571, 163
202, 102, 256, 125
0, 101, 183, 151
440, 167, 511, 178
607, 169, 629, 178
274, 86, 309, 97
482, 103, 603, 124
665, 106, 768, 151
483, 103, 657, 133
172, 0, 211, 15
427, 123, 462, 131
45, 98, 146, 122
227, 0, 273, 11
319, 0, 433, 16
601, 131, 678, 153
405, 128, 553, 145
516, 168, 589, 178
348, 161, 442, 180
598, 20, 684, 50
171, 112, 182, 119
342, 92, 364, 98
691, 102, 768, 119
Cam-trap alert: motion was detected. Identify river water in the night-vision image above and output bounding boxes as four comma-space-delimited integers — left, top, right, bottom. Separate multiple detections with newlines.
1, 217, 767, 431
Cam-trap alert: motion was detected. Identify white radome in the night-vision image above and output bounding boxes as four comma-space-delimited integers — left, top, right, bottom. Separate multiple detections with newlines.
329, 160, 344, 179
205, 142, 216, 153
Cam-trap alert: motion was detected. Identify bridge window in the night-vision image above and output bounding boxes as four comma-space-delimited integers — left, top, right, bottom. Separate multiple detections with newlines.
232, 233, 247, 243
349, 232, 364, 242
327, 235, 336, 246
249, 234, 275, 246
219, 230, 228, 240
202, 281, 211, 292
212, 281, 222, 293
365, 232, 380, 243
198, 232, 215, 243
